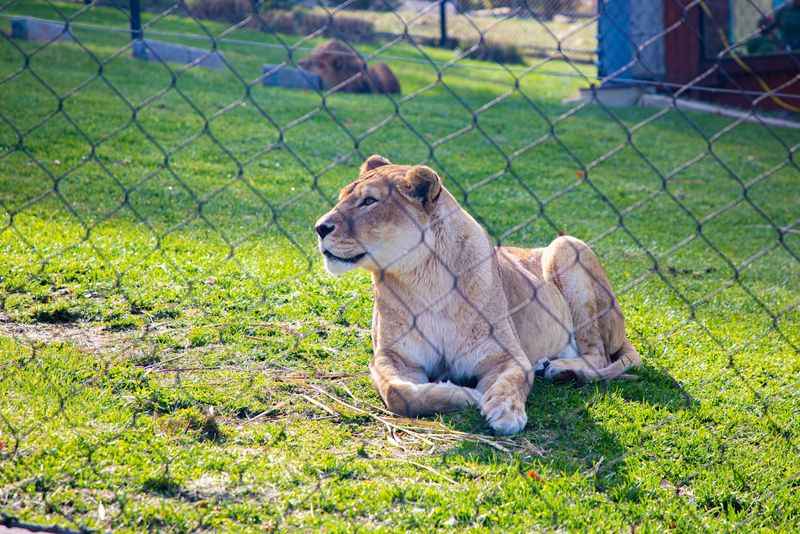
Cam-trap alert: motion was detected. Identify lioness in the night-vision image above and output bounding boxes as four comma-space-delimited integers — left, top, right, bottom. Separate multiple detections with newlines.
314, 156, 641, 435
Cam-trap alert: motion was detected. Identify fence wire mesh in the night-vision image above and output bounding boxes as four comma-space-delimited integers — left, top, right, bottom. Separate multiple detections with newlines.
0, 0, 799, 531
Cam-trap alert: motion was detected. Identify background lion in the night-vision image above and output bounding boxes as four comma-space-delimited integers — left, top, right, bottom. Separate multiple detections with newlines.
298, 40, 401, 94
315, 155, 641, 435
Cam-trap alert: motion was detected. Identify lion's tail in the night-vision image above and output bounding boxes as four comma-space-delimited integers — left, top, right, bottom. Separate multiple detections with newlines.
594, 340, 641, 381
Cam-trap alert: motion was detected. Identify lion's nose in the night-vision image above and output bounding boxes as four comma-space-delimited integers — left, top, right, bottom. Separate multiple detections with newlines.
316, 222, 335, 239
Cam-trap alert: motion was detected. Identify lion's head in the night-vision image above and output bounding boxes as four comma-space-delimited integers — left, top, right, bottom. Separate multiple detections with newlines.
314, 155, 443, 276
297, 40, 370, 93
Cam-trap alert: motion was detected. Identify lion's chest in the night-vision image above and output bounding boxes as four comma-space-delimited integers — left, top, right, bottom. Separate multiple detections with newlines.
381, 308, 495, 382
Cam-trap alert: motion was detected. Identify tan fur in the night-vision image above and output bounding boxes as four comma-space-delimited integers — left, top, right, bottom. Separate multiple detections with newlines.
314, 155, 641, 435
298, 40, 401, 95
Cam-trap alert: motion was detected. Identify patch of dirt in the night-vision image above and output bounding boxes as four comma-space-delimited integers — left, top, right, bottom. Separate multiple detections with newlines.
0, 312, 132, 354
184, 473, 231, 499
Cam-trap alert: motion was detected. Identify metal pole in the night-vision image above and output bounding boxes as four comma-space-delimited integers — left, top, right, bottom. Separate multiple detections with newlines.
439, 0, 448, 47
130, 0, 142, 41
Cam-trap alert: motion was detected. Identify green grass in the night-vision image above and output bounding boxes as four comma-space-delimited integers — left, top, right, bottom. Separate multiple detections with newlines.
1, 1, 800, 531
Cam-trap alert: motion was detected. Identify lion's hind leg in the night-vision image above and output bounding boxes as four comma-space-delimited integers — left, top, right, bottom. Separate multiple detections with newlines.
539, 236, 641, 382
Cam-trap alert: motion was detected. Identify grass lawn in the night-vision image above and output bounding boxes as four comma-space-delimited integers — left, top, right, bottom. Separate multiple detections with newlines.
1, 1, 799, 531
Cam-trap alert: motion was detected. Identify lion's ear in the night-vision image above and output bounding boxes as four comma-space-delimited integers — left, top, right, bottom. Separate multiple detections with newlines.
402, 165, 442, 209
360, 154, 392, 174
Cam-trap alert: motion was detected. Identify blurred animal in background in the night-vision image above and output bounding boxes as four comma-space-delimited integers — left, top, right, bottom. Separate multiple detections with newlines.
298, 40, 401, 95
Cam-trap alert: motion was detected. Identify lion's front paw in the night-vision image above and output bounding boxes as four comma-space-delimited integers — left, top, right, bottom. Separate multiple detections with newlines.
464, 387, 483, 406
480, 394, 527, 436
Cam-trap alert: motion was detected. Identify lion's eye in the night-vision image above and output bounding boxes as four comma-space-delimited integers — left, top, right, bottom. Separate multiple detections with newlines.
359, 196, 378, 207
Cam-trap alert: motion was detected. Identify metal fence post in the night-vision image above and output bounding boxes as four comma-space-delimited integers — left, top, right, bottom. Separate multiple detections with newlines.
439, 0, 448, 47
130, 0, 142, 41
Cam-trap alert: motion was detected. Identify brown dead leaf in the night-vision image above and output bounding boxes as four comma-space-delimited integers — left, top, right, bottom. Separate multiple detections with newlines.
526, 470, 543, 482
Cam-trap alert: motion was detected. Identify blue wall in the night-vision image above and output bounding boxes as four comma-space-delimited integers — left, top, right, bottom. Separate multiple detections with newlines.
597, 0, 632, 82
598, 0, 666, 84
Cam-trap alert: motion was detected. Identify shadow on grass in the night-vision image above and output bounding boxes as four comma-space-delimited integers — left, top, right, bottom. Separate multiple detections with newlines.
438, 362, 696, 498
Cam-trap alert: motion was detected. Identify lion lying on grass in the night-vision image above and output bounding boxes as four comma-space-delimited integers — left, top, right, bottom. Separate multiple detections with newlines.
298, 40, 401, 95
314, 156, 641, 435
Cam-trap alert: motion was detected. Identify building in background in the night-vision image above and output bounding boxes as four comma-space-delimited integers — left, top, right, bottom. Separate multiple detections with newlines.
597, 0, 800, 111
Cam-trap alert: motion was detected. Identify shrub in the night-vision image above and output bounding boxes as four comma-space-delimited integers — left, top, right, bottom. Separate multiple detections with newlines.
326, 0, 401, 11
456, 0, 485, 12
258, 10, 295, 34
260, 8, 375, 41
461, 40, 525, 64
182, 0, 252, 23
180, 0, 296, 24
475, 0, 581, 18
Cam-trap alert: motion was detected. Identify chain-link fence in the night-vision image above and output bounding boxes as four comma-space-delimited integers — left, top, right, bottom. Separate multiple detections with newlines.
1, 0, 799, 531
